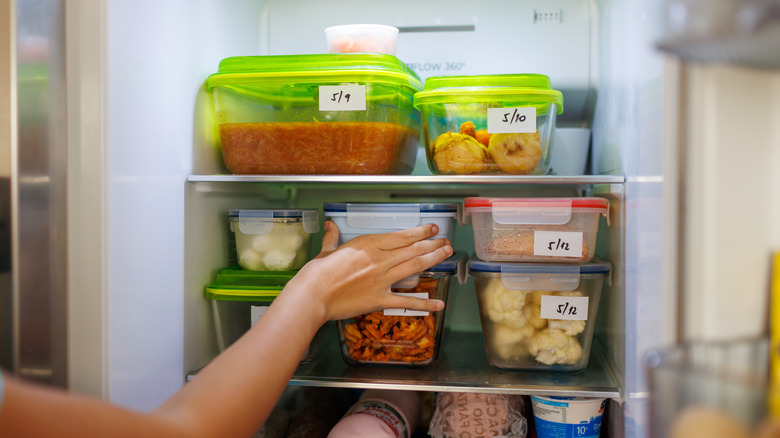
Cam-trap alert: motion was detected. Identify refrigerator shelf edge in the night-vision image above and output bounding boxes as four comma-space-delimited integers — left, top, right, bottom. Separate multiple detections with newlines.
187, 174, 626, 185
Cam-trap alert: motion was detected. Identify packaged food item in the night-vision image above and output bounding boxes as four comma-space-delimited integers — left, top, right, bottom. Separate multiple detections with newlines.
325, 24, 399, 55
328, 389, 421, 438
429, 392, 528, 438
414, 74, 563, 175
229, 209, 319, 271
206, 54, 422, 175
463, 197, 609, 263
336, 253, 465, 367
530, 396, 606, 438
469, 257, 611, 371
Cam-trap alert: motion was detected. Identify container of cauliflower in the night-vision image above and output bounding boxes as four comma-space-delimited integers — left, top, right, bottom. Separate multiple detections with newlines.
229, 209, 319, 271
413, 74, 563, 175
469, 256, 611, 371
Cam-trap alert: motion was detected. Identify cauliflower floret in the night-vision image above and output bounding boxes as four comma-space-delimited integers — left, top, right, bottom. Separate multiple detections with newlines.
528, 328, 583, 365
262, 249, 296, 270
482, 280, 530, 329
548, 319, 586, 336
251, 234, 273, 251
522, 301, 547, 330
238, 249, 264, 271
491, 323, 535, 360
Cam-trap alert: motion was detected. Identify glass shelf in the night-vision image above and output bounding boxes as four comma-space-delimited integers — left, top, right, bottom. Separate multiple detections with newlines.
287, 322, 621, 400
187, 174, 624, 185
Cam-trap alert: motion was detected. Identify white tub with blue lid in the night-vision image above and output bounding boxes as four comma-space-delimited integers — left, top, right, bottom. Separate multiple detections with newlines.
468, 256, 611, 371
229, 209, 319, 271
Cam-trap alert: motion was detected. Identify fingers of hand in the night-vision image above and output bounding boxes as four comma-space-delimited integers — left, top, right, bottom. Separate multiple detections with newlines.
316, 220, 341, 258
385, 240, 453, 281
373, 224, 440, 250
384, 294, 445, 313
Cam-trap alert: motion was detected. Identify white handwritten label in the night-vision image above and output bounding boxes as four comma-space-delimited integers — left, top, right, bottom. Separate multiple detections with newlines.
487, 107, 536, 133
250, 305, 270, 326
319, 85, 366, 111
533, 230, 584, 258
540, 295, 589, 321
384, 292, 429, 316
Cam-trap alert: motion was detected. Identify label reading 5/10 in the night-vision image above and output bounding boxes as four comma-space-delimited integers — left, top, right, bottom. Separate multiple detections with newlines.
384, 292, 429, 316
319, 85, 367, 111
540, 295, 589, 321
533, 230, 584, 258
487, 107, 536, 133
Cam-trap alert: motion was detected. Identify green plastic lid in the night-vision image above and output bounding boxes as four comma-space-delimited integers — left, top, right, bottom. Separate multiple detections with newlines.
414, 74, 563, 114
206, 53, 422, 91
215, 266, 297, 287
205, 283, 283, 302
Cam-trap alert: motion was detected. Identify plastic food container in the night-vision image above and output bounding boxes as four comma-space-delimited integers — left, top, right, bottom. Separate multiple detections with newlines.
325, 24, 399, 55
463, 197, 609, 263
530, 396, 606, 438
337, 253, 466, 367
206, 54, 422, 175
413, 74, 563, 175
323, 202, 459, 288
229, 209, 319, 271
469, 257, 611, 371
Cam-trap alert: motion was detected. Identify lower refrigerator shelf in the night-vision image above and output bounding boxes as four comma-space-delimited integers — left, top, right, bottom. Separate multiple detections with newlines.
289, 322, 621, 400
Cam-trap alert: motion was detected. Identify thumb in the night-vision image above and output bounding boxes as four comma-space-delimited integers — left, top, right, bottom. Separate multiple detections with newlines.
318, 220, 341, 256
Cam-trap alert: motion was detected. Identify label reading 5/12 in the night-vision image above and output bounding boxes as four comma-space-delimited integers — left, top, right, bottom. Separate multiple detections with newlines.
533, 230, 584, 258
384, 292, 429, 316
319, 85, 367, 111
487, 107, 536, 133
540, 295, 589, 321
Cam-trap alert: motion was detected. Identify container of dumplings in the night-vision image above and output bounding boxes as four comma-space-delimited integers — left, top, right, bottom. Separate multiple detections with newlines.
413, 74, 563, 175
468, 257, 611, 372
463, 197, 609, 263
229, 209, 319, 271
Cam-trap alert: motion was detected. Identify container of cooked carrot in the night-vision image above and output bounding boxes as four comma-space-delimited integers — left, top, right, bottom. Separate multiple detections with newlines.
206, 53, 422, 175
413, 74, 563, 175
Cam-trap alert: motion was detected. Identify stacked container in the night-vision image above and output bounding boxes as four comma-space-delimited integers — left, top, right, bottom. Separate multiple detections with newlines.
323, 202, 461, 367
463, 197, 611, 372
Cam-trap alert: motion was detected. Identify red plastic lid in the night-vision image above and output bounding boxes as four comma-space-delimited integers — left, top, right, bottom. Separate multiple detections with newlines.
463, 197, 608, 210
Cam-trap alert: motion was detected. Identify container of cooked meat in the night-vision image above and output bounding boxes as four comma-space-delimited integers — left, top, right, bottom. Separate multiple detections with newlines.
463, 197, 609, 263
413, 74, 563, 175
206, 53, 422, 175
229, 209, 319, 271
469, 257, 611, 372
337, 253, 466, 367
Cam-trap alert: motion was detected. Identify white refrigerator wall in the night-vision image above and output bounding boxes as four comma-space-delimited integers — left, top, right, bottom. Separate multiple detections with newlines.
66, 2, 671, 434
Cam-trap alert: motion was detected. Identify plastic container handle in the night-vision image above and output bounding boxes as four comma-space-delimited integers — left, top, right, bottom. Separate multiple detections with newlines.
346, 203, 421, 229
499, 265, 581, 291
492, 199, 573, 225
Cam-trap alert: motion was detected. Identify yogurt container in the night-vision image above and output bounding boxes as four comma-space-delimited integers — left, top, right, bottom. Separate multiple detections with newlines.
530, 396, 606, 438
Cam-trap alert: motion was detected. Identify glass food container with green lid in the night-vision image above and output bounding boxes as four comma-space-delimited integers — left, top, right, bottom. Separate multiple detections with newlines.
206, 53, 423, 175
413, 74, 563, 175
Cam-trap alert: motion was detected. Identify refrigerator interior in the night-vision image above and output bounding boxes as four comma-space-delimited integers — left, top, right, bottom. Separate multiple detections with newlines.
62, 0, 672, 436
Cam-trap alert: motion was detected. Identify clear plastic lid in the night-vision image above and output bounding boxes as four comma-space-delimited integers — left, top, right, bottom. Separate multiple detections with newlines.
413, 74, 564, 114
323, 202, 458, 229
229, 209, 320, 234
206, 53, 422, 91
468, 256, 611, 291
462, 197, 609, 226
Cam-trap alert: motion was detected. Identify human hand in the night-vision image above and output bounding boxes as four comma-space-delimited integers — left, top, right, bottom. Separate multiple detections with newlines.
282, 220, 453, 324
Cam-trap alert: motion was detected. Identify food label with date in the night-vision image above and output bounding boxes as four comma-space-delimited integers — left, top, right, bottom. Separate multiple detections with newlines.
533, 230, 583, 257
487, 107, 536, 133
319, 85, 367, 111
384, 292, 429, 316
540, 295, 589, 321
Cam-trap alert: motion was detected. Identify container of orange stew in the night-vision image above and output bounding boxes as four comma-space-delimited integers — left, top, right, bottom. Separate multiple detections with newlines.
337, 253, 465, 367
205, 53, 423, 175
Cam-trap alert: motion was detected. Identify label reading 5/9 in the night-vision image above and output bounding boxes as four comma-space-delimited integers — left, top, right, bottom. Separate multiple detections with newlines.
487, 107, 536, 133
533, 230, 584, 258
319, 85, 367, 111
384, 292, 429, 316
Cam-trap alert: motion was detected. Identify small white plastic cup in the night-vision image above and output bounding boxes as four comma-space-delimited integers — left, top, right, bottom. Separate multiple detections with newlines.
549, 127, 591, 175
325, 24, 399, 55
